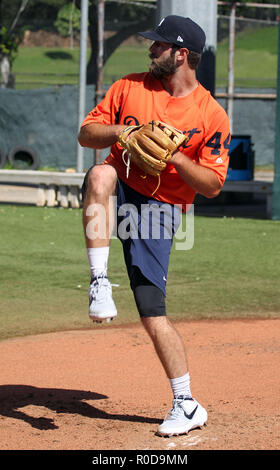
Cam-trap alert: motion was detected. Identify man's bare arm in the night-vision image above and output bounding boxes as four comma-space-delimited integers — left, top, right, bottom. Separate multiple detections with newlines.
170, 151, 222, 199
78, 123, 127, 149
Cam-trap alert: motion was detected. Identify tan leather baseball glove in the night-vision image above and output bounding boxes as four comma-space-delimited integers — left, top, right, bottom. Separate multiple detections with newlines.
118, 120, 187, 178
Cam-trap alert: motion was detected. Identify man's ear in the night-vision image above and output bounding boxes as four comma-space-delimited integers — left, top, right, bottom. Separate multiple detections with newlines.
176, 47, 189, 65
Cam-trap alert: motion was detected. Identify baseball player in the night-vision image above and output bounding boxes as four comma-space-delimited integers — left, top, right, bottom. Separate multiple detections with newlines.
78, 15, 230, 437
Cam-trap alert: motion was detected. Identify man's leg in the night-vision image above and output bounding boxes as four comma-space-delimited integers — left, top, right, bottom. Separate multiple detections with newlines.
83, 164, 118, 323
140, 315, 207, 437
141, 316, 188, 379
83, 164, 117, 249
130, 264, 190, 392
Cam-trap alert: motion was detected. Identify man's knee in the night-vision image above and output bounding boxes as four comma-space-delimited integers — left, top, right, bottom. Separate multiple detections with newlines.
83, 164, 117, 199
130, 267, 166, 318
134, 285, 166, 318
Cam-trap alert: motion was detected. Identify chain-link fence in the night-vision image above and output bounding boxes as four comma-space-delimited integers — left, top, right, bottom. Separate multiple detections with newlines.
0, 1, 278, 170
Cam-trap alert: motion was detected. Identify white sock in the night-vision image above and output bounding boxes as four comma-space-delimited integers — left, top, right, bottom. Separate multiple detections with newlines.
87, 247, 109, 279
170, 372, 192, 399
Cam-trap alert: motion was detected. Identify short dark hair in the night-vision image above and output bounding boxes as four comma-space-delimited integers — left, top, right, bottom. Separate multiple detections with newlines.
171, 45, 202, 70
187, 50, 202, 70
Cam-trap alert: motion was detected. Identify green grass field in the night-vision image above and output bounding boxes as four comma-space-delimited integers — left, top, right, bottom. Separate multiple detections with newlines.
216, 25, 278, 88
11, 25, 278, 89
0, 205, 279, 341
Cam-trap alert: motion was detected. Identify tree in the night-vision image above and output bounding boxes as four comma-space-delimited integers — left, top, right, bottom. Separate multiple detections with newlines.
55, 1, 81, 48
0, 0, 71, 87
0, 0, 155, 88
0, 0, 29, 88
81, 0, 155, 85
219, 0, 279, 20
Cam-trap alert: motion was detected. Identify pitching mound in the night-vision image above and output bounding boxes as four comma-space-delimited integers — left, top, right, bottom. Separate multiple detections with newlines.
0, 318, 279, 451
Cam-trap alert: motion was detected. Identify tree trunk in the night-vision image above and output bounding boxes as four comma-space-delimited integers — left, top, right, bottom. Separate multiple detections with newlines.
0, 55, 11, 88
86, 5, 155, 86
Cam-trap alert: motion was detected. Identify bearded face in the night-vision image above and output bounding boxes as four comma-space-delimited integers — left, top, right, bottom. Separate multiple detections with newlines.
149, 46, 178, 79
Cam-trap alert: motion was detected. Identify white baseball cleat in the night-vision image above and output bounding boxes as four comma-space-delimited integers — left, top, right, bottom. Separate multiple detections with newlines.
157, 396, 207, 437
88, 275, 117, 323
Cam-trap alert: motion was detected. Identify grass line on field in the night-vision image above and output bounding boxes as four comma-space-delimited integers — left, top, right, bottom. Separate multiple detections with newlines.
10, 25, 278, 89
0, 205, 279, 340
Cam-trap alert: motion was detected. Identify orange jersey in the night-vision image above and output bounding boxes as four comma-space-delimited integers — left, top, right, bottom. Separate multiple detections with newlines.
81, 72, 230, 205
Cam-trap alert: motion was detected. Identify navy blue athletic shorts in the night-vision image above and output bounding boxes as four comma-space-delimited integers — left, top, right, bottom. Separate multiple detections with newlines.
116, 179, 180, 296
82, 170, 180, 297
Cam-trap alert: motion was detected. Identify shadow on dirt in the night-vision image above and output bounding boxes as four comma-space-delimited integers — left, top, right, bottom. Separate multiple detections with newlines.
0, 384, 160, 430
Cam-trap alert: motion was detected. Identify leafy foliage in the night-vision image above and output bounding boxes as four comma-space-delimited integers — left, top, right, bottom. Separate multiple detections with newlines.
0, 26, 21, 63
219, 0, 279, 21
54, 2, 81, 38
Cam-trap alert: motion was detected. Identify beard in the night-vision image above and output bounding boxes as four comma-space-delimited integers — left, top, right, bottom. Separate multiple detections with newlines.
149, 54, 177, 79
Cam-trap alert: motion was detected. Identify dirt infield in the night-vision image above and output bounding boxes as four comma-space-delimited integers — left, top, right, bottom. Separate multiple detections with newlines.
0, 318, 279, 451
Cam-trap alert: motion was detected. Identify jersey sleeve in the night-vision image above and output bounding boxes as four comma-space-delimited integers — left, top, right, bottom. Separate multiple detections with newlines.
80, 78, 127, 127
198, 106, 231, 186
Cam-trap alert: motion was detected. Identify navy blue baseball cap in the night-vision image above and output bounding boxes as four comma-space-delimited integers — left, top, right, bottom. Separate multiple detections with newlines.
139, 15, 206, 54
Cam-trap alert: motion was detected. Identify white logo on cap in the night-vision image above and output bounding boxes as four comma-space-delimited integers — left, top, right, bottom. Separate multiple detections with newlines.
177, 35, 184, 42
158, 18, 165, 26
